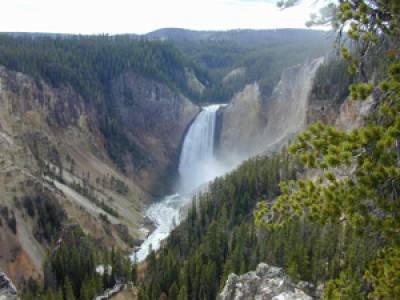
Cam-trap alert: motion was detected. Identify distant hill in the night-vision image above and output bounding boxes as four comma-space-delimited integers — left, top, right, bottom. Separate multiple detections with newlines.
146, 27, 329, 44
146, 28, 215, 41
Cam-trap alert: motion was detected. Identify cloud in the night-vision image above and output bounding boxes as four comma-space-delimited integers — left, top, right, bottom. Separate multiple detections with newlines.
0, 0, 323, 34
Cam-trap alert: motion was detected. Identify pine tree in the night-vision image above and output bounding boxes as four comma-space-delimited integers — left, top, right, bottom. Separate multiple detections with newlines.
177, 285, 188, 300
131, 261, 138, 284
79, 281, 90, 300
256, 1, 400, 297
63, 277, 76, 300
168, 282, 179, 300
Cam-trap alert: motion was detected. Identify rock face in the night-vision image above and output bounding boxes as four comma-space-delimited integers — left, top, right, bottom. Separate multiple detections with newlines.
222, 67, 246, 83
110, 71, 199, 193
216, 83, 265, 164
218, 263, 313, 300
261, 57, 324, 152
0, 272, 18, 300
217, 58, 324, 163
0, 65, 199, 286
335, 95, 375, 131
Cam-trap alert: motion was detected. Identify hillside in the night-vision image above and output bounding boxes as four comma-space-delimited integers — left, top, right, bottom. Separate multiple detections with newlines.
0, 29, 337, 298
137, 43, 395, 299
146, 28, 332, 103
0, 35, 201, 287
0, 30, 351, 299
1, 14, 397, 299
139, 98, 378, 300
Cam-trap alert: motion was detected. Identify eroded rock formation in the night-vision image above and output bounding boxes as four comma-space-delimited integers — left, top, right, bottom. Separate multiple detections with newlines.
0, 65, 199, 286
217, 57, 324, 163
0, 272, 18, 300
219, 263, 314, 300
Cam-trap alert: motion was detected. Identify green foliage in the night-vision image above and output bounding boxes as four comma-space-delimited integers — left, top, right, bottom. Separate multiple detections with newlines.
97, 174, 129, 196
139, 150, 381, 299
22, 194, 66, 243
0, 34, 207, 171
23, 226, 133, 300
170, 29, 331, 103
256, 0, 400, 298
139, 153, 300, 299
44, 227, 102, 298
0, 34, 197, 101
141, 3, 400, 298
311, 58, 354, 104
69, 179, 119, 218
365, 246, 400, 299
99, 118, 148, 172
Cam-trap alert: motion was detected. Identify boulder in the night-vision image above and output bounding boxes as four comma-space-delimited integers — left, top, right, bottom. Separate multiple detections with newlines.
218, 263, 313, 300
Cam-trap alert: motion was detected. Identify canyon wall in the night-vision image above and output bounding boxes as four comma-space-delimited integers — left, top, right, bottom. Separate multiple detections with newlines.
0, 65, 199, 285
217, 57, 324, 162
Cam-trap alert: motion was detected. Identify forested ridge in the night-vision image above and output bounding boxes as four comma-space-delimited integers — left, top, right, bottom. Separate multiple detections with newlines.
0, 34, 204, 101
4, 0, 400, 298
22, 226, 136, 300
0, 34, 207, 172
162, 29, 331, 102
0, 30, 330, 106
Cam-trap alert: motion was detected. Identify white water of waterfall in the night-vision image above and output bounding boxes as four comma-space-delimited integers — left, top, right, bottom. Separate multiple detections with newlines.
133, 104, 224, 262
178, 104, 222, 193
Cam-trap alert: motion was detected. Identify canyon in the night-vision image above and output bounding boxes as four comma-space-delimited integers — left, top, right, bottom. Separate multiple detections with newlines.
0, 62, 199, 285
0, 30, 340, 297
134, 54, 365, 267
0, 53, 341, 280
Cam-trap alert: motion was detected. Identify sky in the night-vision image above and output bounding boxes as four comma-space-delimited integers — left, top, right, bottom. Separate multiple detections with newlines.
1, 0, 325, 34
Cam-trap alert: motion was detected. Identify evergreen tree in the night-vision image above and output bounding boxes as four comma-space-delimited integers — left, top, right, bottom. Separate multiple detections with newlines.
168, 282, 179, 300
131, 261, 138, 284
257, 0, 400, 298
63, 277, 76, 300
177, 285, 188, 300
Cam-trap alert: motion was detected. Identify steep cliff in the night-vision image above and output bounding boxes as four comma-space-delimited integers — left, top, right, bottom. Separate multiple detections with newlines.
147, 28, 331, 103
0, 65, 199, 286
217, 57, 324, 162
216, 83, 264, 163
109, 71, 199, 193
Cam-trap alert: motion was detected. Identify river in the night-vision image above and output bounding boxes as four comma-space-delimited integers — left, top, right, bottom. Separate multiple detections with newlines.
133, 104, 226, 262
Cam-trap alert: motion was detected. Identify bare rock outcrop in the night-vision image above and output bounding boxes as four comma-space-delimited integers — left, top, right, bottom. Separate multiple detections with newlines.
0, 65, 199, 285
260, 57, 324, 152
216, 83, 265, 163
217, 57, 324, 163
0, 272, 19, 300
222, 67, 246, 83
336, 95, 375, 131
218, 263, 313, 300
110, 71, 200, 193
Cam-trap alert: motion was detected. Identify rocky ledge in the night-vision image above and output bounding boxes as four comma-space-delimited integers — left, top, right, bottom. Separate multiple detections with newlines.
218, 263, 314, 300
0, 272, 18, 300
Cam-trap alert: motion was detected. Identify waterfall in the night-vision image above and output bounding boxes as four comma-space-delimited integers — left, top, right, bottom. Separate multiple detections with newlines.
178, 104, 221, 193
134, 104, 223, 262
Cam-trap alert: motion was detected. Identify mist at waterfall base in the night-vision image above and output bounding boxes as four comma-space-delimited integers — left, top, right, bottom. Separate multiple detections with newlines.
133, 105, 233, 262
178, 105, 230, 193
